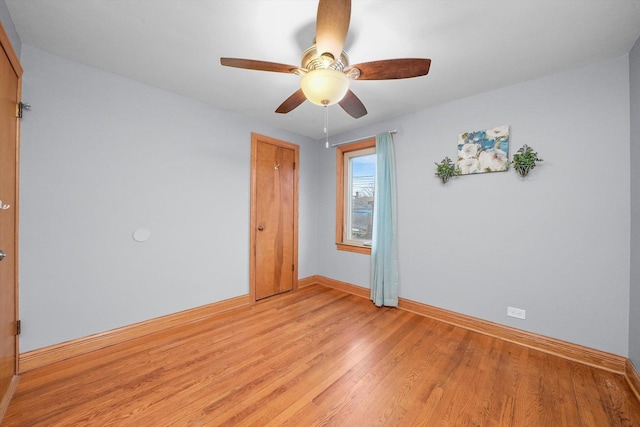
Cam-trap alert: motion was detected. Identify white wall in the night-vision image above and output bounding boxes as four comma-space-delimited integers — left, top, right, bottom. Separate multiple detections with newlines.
18, 46, 319, 352
16, 42, 635, 357
630, 37, 640, 369
0, 0, 20, 57
318, 55, 631, 356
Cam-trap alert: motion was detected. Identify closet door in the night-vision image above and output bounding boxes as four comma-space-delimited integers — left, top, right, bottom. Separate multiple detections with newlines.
250, 133, 298, 300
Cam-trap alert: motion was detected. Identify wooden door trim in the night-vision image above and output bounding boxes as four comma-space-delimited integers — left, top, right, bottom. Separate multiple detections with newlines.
249, 133, 299, 302
0, 19, 22, 420
0, 20, 22, 369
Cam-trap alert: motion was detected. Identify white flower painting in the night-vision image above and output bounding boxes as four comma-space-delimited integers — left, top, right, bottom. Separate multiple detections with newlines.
456, 125, 510, 175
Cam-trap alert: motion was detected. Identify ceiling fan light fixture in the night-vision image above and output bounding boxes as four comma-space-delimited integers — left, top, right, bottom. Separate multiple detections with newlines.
221, 1, 431, 118
300, 68, 349, 106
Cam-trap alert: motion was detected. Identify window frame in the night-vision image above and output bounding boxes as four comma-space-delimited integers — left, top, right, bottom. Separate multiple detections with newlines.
335, 137, 376, 254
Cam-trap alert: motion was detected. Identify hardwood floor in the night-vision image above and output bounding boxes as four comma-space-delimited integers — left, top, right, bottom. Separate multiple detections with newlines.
3, 284, 640, 426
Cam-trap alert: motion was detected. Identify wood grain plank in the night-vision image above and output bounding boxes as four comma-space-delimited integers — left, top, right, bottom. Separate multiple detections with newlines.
310, 275, 627, 374
627, 358, 640, 402
3, 284, 640, 426
19, 294, 251, 373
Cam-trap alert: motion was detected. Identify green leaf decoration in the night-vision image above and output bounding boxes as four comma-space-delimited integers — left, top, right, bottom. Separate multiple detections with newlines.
510, 144, 543, 177
435, 157, 461, 184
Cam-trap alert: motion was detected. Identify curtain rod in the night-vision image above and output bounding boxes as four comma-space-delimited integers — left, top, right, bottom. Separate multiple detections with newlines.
330, 130, 397, 147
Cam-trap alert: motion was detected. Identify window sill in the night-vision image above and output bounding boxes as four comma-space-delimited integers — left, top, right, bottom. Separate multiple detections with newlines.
336, 242, 371, 255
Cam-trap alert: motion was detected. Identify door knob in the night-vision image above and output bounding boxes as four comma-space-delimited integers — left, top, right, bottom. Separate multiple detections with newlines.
0, 250, 6, 261
258, 225, 264, 231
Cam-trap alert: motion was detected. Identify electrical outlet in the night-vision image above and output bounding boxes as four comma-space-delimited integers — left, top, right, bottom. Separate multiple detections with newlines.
507, 306, 526, 320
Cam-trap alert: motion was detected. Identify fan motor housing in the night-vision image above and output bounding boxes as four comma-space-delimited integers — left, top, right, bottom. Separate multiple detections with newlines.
301, 44, 349, 72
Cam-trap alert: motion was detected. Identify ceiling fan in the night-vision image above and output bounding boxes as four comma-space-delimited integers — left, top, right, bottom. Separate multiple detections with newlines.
220, 0, 431, 119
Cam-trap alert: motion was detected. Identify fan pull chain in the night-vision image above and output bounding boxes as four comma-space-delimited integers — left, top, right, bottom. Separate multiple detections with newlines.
324, 104, 329, 148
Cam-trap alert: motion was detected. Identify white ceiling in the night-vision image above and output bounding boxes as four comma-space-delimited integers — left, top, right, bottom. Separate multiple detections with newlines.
6, 0, 640, 139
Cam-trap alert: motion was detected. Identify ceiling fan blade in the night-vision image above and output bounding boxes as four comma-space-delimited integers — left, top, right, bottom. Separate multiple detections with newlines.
275, 89, 307, 114
220, 58, 298, 74
339, 90, 367, 119
316, 0, 351, 60
347, 58, 432, 80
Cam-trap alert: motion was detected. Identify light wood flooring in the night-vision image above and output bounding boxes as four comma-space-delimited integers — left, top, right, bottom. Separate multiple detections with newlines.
3, 284, 640, 426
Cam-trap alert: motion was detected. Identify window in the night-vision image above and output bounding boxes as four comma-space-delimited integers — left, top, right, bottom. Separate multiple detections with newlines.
336, 138, 375, 254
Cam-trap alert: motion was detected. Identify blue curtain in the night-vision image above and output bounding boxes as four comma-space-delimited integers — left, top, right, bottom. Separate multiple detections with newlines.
370, 132, 399, 307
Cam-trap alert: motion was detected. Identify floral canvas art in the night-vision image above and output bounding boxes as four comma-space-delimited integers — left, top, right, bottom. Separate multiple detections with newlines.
456, 125, 510, 175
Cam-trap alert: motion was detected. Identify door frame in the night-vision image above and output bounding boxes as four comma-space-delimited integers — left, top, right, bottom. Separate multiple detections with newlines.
249, 133, 299, 302
0, 19, 22, 417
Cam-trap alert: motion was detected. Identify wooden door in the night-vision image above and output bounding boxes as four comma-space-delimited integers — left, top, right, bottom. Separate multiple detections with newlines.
250, 133, 298, 301
0, 23, 22, 411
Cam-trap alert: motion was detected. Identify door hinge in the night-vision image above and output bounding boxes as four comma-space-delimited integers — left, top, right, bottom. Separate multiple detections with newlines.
292, 264, 295, 271
293, 162, 296, 170
16, 320, 21, 335
17, 102, 31, 118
